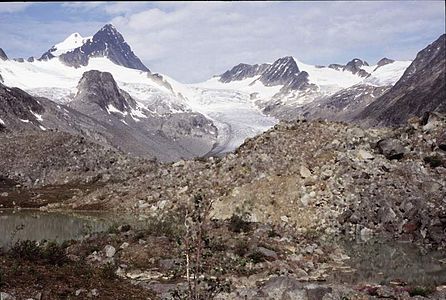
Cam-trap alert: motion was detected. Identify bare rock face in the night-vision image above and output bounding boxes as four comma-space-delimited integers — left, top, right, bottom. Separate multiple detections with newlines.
218, 57, 313, 93
0, 83, 46, 131
343, 58, 370, 77
376, 57, 395, 69
219, 63, 269, 83
70, 70, 137, 114
259, 56, 301, 86
59, 24, 150, 72
328, 58, 370, 77
300, 84, 390, 122
357, 34, 446, 126
0, 48, 8, 60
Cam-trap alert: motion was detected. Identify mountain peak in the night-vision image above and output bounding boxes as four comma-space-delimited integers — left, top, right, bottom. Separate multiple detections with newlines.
40, 24, 150, 72
259, 56, 300, 86
344, 58, 370, 77
219, 63, 269, 83
100, 24, 118, 33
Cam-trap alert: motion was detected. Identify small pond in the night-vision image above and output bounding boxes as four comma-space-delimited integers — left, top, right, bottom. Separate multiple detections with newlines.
0, 209, 137, 250
331, 239, 446, 286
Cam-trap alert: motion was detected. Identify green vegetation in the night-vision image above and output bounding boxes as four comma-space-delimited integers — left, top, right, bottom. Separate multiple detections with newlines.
228, 212, 251, 233
9, 240, 68, 266
424, 155, 443, 168
408, 286, 433, 297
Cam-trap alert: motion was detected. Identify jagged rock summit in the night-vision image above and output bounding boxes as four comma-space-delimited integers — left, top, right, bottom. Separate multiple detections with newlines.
219, 63, 269, 83
41, 24, 150, 72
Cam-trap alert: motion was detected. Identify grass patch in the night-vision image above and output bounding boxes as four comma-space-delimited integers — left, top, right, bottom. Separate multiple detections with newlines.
409, 286, 433, 297
9, 240, 68, 266
424, 155, 443, 168
228, 213, 251, 233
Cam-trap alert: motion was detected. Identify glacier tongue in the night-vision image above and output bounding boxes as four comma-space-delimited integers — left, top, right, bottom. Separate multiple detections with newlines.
182, 87, 277, 155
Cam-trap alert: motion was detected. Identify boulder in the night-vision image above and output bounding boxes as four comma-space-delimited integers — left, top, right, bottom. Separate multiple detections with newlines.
300, 166, 312, 178
0, 292, 16, 300
376, 138, 407, 160
437, 131, 446, 151
104, 245, 116, 258
256, 247, 278, 261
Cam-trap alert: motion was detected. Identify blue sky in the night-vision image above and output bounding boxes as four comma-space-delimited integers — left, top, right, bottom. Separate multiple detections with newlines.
0, 1, 444, 83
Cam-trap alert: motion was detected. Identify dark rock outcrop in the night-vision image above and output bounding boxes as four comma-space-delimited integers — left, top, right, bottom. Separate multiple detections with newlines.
0, 48, 8, 60
328, 59, 370, 77
219, 63, 269, 83
376, 138, 407, 160
59, 24, 150, 72
343, 58, 370, 77
0, 83, 46, 131
357, 34, 446, 126
39, 51, 55, 61
70, 70, 136, 114
376, 57, 395, 68
328, 63, 344, 71
259, 56, 301, 86
258, 56, 315, 93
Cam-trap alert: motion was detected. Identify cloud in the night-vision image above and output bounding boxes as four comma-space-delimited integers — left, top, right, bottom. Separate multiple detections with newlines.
0, 3, 33, 13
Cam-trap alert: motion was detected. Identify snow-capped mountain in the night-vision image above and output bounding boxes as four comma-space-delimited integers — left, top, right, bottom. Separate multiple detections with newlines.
200, 55, 412, 121
0, 24, 220, 160
60, 24, 149, 72
0, 24, 280, 156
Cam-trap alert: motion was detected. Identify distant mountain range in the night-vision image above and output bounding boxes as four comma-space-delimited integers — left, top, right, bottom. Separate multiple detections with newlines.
0, 24, 444, 161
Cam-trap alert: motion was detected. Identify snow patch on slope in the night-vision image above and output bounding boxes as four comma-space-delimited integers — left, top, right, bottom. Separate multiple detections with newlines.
363, 61, 412, 86
50, 33, 92, 56
293, 57, 363, 93
31, 111, 43, 121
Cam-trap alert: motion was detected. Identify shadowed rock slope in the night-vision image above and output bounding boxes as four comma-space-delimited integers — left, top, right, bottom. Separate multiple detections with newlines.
357, 34, 446, 126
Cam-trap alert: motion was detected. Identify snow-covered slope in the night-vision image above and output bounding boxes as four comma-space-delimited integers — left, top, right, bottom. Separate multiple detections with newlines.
363, 61, 412, 86
0, 57, 185, 114
48, 33, 92, 57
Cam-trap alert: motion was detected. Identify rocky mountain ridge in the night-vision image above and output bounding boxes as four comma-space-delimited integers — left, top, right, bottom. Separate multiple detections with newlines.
356, 34, 446, 126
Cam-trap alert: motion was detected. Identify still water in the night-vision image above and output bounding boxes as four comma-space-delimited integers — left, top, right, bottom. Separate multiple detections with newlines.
0, 209, 117, 250
332, 239, 446, 286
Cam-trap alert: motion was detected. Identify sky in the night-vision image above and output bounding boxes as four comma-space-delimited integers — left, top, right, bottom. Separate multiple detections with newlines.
0, 1, 444, 83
